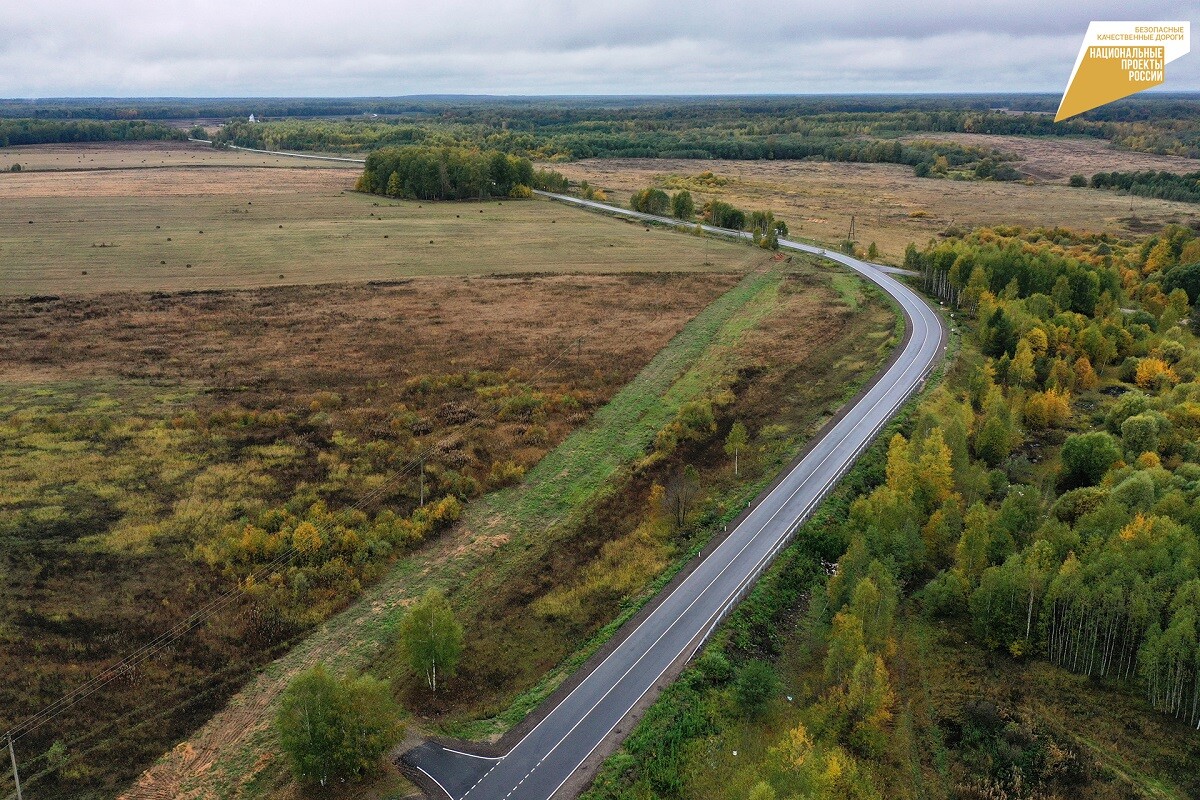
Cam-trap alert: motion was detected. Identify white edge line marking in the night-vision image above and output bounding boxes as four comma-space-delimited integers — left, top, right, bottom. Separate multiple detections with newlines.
478, 240, 938, 797
499, 195, 937, 763
532, 252, 939, 800
416, 765, 455, 800
442, 746, 503, 761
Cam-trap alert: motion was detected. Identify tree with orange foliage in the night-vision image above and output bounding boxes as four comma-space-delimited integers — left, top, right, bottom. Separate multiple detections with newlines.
1073, 356, 1099, 390
1142, 239, 1176, 276
1025, 388, 1071, 429
292, 521, 324, 555
1135, 357, 1178, 391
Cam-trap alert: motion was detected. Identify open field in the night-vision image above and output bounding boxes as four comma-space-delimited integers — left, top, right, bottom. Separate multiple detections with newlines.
0, 144, 751, 296
550, 149, 1200, 263
896, 132, 1200, 182
0, 141, 359, 171
115, 257, 898, 800
0, 269, 748, 799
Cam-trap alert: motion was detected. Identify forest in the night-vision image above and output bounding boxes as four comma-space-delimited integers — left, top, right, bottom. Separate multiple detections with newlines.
586, 222, 1200, 800
6, 94, 1200, 165
897, 223, 1200, 728
210, 114, 1012, 167
191, 94, 1200, 161
0, 119, 184, 147
1090, 170, 1200, 204
355, 146, 565, 200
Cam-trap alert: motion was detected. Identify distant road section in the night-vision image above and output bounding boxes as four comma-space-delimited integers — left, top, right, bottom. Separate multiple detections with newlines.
404, 192, 946, 800
166, 145, 941, 800
169, 144, 942, 799
186, 138, 365, 164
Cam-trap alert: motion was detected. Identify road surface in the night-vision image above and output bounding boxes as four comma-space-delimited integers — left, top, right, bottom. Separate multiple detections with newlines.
404, 192, 946, 800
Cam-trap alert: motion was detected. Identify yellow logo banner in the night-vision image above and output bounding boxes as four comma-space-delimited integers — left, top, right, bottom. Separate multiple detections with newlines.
1056, 22, 1190, 122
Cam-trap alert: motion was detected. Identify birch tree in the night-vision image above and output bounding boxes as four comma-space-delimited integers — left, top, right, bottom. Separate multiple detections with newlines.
399, 589, 464, 692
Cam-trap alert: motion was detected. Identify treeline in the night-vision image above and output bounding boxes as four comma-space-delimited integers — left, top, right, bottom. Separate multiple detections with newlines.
213, 118, 440, 153
893, 225, 1200, 730
213, 114, 1013, 171
1090, 170, 1200, 204
905, 226, 1121, 314
535, 132, 1006, 167
5, 95, 1199, 158
4, 94, 1194, 122
628, 185, 790, 246
197, 99, 1200, 164
356, 146, 565, 200
0, 119, 185, 148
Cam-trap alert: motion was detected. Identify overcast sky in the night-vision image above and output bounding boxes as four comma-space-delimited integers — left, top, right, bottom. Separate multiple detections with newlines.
2, 1, 1198, 97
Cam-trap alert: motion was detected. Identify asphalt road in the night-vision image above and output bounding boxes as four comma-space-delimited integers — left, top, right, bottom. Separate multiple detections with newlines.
405, 192, 946, 800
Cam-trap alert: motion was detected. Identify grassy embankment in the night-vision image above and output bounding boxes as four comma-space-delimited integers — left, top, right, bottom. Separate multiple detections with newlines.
582, 222, 1200, 800
127, 257, 896, 800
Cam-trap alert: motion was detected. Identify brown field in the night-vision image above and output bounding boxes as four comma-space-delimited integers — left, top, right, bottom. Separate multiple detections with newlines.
0, 143, 751, 296
0, 140, 358, 171
550, 149, 1200, 264
897, 132, 1200, 181
0, 270, 742, 799
114, 260, 897, 800
0, 141, 789, 799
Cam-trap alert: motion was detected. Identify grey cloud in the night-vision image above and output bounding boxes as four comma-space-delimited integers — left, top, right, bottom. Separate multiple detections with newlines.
0, 0, 1197, 95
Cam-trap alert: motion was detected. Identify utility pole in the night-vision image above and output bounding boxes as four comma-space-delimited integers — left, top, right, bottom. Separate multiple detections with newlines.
6, 735, 21, 800
418, 457, 426, 507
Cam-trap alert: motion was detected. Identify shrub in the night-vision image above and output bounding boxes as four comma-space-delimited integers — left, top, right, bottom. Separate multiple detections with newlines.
630, 187, 670, 215
275, 665, 403, 786
734, 660, 779, 718
1135, 357, 1178, 390
1059, 432, 1121, 489
1112, 471, 1156, 511
1051, 486, 1109, 523
488, 460, 526, 487
695, 648, 733, 685
1121, 412, 1161, 457
1024, 388, 1070, 429
920, 570, 969, 617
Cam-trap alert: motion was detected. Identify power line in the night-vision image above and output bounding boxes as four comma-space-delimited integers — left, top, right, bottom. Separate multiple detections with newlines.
4, 333, 587, 745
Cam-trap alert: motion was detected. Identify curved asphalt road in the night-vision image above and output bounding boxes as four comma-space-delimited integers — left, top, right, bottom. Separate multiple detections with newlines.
405, 192, 946, 800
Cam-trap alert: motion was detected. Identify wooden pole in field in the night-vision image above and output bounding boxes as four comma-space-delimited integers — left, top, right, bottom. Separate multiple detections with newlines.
6, 735, 22, 800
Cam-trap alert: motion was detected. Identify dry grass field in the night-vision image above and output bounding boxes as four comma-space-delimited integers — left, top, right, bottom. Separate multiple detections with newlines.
0, 140, 354, 171
0, 270, 744, 799
111, 259, 897, 800
550, 143, 1200, 264
0, 141, 806, 800
0, 143, 752, 296
896, 132, 1200, 181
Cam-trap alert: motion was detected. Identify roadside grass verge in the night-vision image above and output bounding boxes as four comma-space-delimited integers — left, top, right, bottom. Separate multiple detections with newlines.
150, 252, 897, 799
152, 259, 789, 797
